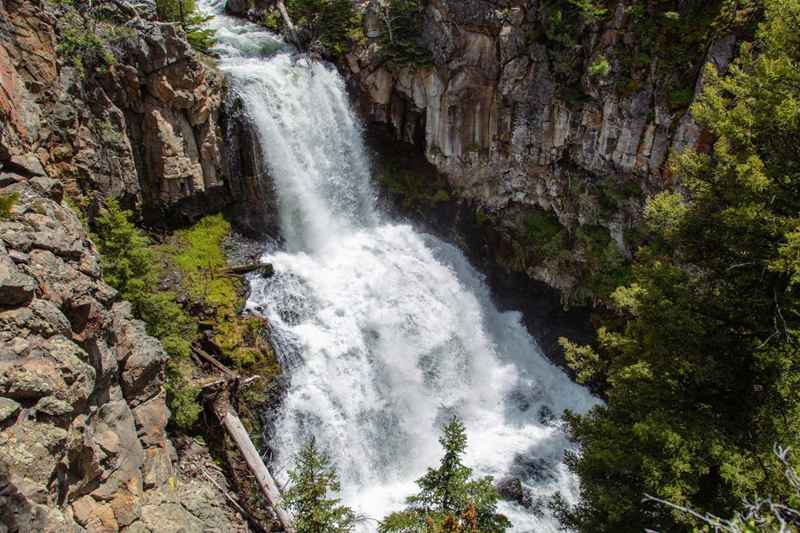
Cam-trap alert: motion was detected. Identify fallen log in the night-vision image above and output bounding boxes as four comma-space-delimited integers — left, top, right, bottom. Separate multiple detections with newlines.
193, 346, 237, 378
276, 0, 301, 49
222, 263, 275, 277
221, 409, 295, 532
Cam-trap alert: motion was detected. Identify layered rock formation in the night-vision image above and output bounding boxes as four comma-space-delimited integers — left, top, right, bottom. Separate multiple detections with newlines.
342, 0, 741, 299
0, 1, 266, 530
0, 0, 274, 233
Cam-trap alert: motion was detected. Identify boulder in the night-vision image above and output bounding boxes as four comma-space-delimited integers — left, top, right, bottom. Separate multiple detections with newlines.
496, 477, 532, 508
0, 397, 20, 421
0, 243, 36, 307
112, 303, 168, 406
225, 0, 250, 15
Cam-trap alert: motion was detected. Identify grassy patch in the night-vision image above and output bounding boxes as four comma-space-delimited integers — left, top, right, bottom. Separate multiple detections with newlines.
91, 203, 278, 432
154, 214, 276, 370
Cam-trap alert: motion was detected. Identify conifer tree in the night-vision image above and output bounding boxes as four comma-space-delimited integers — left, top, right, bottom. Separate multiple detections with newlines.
284, 437, 357, 533
93, 198, 152, 304
380, 417, 510, 533
557, 0, 800, 530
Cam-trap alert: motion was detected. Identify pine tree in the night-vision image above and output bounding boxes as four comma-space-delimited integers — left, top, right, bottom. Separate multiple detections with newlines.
380, 417, 510, 533
93, 198, 153, 304
558, 1, 800, 530
284, 437, 357, 533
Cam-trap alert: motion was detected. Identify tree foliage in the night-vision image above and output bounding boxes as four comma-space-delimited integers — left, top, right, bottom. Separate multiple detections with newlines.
377, 0, 432, 70
380, 418, 510, 533
94, 199, 153, 303
93, 200, 201, 430
284, 437, 357, 533
558, 1, 800, 530
155, 0, 215, 52
282, 0, 363, 56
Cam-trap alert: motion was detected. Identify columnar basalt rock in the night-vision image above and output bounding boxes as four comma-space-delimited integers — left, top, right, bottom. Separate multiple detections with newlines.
343, 0, 739, 299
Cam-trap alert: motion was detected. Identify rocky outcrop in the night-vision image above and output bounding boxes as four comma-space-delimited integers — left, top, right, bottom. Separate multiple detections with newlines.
0, 168, 250, 532
343, 0, 741, 299
0, 2, 263, 530
0, 0, 273, 234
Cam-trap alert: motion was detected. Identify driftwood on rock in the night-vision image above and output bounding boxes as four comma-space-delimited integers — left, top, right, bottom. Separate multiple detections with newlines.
276, 0, 301, 49
223, 262, 275, 277
205, 378, 295, 532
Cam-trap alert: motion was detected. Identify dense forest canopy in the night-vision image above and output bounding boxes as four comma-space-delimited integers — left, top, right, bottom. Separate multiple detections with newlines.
557, 0, 800, 530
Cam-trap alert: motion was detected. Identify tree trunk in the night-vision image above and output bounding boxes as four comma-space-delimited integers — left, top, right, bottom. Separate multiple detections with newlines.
276, 0, 301, 49
221, 409, 296, 532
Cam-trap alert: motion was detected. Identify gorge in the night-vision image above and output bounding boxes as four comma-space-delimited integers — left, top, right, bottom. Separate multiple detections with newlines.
202, 2, 598, 529
1, 1, 798, 532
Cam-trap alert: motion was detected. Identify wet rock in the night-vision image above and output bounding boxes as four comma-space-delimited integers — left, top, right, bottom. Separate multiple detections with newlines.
496, 477, 533, 508
510, 455, 555, 484
226, 0, 250, 16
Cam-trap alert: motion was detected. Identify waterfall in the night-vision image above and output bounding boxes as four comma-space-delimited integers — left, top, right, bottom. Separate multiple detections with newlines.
201, 3, 599, 530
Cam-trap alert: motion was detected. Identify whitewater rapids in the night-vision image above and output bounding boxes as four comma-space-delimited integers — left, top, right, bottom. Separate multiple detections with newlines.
201, 2, 599, 530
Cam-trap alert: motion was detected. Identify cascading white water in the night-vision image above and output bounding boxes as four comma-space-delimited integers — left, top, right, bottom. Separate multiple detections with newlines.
201, 2, 599, 530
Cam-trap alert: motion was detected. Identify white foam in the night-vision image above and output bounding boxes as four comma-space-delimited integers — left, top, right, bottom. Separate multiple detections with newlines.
200, 1, 600, 529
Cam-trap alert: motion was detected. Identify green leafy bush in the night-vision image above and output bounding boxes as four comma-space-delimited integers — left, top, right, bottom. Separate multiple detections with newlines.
0, 192, 19, 219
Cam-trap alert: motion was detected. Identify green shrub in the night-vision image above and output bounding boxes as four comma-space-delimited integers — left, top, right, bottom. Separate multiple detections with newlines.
668, 87, 695, 111
57, 13, 116, 78
0, 192, 19, 219
378, 0, 433, 69
588, 55, 611, 77
93, 199, 153, 303
166, 358, 202, 430
525, 209, 563, 248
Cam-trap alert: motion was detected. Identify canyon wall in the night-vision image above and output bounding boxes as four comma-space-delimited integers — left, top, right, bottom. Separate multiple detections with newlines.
0, 1, 264, 530
343, 0, 741, 301
0, 0, 273, 234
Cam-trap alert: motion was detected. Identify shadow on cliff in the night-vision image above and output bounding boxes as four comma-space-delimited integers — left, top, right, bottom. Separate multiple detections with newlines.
0, 459, 42, 532
365, 124, 594, 373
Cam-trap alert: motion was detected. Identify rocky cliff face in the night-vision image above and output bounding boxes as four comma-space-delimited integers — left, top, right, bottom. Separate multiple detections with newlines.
0, 1, 265, 531
0, 172, 248, 532
343, 0, 742, 300
0, 0, 273, 233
